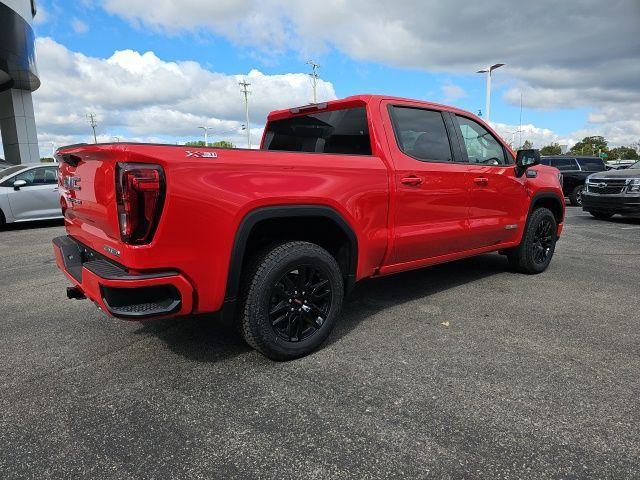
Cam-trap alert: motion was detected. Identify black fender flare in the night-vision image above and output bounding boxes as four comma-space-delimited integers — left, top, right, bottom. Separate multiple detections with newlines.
222, 205, 358, 317
528, 192, 565, 224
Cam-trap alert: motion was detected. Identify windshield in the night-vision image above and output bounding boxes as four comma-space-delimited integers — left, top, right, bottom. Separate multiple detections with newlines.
0, 165, 26, 179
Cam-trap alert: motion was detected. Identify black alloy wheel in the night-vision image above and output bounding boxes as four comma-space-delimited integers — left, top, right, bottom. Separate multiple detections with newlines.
239, 241, 344, 360
531, 217, 554, 265
505, 207, 557, 274
268, 265, 332, 342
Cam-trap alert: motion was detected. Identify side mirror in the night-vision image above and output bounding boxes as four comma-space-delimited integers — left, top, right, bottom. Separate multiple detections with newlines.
13, 179, 27, 190
515, 149, 541, 177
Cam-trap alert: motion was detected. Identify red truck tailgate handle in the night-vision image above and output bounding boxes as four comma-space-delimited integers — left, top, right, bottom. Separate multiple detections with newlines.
473, 177, 489, 186
400, 175, 423, 186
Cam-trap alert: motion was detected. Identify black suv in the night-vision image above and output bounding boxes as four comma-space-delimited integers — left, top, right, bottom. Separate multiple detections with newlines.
582, 160, 640, 219
540, 156, 607, 206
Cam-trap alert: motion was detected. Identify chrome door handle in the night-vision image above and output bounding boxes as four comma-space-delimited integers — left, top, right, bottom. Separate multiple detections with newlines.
473, 177, 489, 186
401, 175, 423, 186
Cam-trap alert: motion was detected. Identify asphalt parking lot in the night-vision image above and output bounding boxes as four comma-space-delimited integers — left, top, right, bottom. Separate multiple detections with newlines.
1, 208, 638, 479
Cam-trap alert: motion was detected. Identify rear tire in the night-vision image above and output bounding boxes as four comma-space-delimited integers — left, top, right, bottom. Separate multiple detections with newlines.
506, 207, 557, 274
0, 209, 5, 228
589, 211, 614, 220
238, 241, 344, 360
569, 184, 584, 206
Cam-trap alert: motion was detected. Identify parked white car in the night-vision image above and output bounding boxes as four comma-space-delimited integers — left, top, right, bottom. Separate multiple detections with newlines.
0, 163, 62, 225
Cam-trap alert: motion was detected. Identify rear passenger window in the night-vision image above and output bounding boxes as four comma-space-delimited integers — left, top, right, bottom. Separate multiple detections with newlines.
389, 107, 453, 162
33, 167, 58, 185
553, 158, 578, 171
263, 107, 371, 155
576, 158, 605, 171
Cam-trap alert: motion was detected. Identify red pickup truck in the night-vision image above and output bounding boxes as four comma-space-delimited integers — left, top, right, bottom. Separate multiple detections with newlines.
53, 95, 564, 360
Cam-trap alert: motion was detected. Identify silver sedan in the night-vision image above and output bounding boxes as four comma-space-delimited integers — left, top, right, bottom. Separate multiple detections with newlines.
0, 163, 63, 225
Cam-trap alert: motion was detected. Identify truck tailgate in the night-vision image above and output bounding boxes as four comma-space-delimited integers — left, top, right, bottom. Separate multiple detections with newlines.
57, 145, 122, 248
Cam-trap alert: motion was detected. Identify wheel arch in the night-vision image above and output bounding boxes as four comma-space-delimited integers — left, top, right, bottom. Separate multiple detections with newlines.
529, 192, 564, 225
223, 205, 358, 316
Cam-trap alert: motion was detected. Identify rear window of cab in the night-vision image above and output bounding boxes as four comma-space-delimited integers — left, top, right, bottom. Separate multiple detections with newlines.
263, 107, 372, 155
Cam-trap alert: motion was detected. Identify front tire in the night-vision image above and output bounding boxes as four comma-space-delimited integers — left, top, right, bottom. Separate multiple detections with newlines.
589, 211, 614, 220
239, 241, 344, 360
506, 207, 557, 274
569, 184, 584, 206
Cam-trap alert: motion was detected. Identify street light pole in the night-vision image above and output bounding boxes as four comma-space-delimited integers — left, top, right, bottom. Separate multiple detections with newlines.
476, 63, 504, 123
198, 126, 214, 146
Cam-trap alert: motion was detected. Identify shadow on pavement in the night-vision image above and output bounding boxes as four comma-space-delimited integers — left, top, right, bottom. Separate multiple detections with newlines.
139, 253, 509, 363
579, 212, 640, 225
0, 219, 64, 231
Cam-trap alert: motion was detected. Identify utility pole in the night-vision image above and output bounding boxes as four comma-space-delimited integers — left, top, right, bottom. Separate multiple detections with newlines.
86, 113, 98, 144
198, 126, 214, 146
476, 63, 504, 123
518, 91, 523, 148
307, 60, 320, 104
239, 79, 251, 149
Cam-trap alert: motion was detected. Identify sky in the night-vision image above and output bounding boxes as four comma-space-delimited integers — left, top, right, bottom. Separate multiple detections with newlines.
17, 0, 640, 155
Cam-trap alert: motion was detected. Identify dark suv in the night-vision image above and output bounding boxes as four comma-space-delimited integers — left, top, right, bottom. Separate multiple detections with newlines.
582, 160, 640, 219
540, 156, 607, 206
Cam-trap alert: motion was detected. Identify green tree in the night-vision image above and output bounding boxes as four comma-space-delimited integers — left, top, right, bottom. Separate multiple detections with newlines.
521, 140, 533, 150
540, 143, 561, 155
210, 140, 235, 148
185, 140, 235, 148
40, 157, 56, 163
570, 136, 608, 156
608, 146, 639, 160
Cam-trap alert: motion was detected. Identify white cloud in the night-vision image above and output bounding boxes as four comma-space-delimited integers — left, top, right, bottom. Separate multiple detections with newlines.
99, 0, 640, 146
71, 18, 89, 34
31, 37, 336, 150
33, 4, 48, 25
491, 122, 574, 150
441, 83, 466, 103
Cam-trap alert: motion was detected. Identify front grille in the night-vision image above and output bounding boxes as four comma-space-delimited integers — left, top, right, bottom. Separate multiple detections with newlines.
587, 179, 627, 194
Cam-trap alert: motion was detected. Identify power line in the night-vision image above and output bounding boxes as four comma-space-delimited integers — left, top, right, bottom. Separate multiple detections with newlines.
307, 60, 320, 104
86, 113, 98, 144
239, 79, 251, 149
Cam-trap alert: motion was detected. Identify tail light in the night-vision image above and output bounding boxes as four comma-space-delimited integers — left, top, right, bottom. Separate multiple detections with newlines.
116, 163, 165, 245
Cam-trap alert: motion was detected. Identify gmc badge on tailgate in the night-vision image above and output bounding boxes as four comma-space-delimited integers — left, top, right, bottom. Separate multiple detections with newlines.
63, 176, 81, 190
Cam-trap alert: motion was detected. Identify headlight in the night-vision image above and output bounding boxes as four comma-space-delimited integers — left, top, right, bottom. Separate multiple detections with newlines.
628, 179, 640, 193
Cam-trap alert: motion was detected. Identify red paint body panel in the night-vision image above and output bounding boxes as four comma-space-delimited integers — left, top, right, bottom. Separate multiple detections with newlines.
54, 95, 564, 320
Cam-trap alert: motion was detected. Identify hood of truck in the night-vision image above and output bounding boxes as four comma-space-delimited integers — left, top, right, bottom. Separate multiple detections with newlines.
589, 168, 640, 179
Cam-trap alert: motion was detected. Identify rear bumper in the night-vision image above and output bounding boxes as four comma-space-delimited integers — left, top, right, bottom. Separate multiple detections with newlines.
53, 236, 193, 319
582, 193, 640, 215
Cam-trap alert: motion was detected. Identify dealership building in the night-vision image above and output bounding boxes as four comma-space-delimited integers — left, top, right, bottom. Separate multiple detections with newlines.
0, 0, 40, 164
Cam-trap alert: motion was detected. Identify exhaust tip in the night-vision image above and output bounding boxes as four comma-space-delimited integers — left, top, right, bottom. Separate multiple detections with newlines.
67, 286, 86, 300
